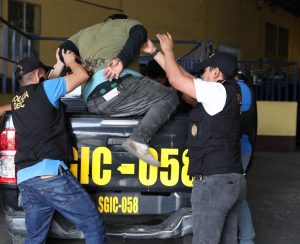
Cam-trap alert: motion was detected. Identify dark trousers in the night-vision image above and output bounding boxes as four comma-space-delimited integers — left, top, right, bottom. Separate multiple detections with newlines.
87, 76, 179, 144
191, 173, 246, 244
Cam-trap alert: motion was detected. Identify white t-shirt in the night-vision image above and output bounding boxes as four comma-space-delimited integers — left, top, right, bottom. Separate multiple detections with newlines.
193, 78, 227, 116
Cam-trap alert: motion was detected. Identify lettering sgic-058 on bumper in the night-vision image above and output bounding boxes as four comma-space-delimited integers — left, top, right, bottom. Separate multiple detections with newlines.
98, 194, 139, 214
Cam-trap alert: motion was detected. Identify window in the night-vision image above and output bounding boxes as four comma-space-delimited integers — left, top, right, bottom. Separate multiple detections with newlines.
265, 22, 289, 58
8, 0, 41, 34
278, 27, 289, 57
7, 0, 41, 57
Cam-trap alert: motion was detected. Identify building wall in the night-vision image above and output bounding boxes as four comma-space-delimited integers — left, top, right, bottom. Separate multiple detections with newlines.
256, 101, 298, 151
2, 0, 300, 64
1, 0, 300, 147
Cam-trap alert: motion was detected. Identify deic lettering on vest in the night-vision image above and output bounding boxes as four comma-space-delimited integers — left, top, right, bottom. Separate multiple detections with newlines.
12, 91, 29, 110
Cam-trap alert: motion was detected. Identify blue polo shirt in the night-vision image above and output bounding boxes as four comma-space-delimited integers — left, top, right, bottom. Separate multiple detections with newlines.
237, 80, 253, 155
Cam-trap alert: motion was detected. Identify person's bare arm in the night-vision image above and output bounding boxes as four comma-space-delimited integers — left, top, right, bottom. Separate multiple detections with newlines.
0, 104, 12, 117
141, 38, 194, 80
48, 48, 65, 79
181, 93, 197, 107
156, 33, 197, 99
62, 49, 89, 93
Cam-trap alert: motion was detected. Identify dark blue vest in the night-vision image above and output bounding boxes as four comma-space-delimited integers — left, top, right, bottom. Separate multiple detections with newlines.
187, 80, 243, 176
12, 83, 72, 170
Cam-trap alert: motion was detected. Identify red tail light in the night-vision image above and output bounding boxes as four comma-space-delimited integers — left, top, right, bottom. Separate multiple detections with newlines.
0, 129, 17, 184
0, 129, 16, 150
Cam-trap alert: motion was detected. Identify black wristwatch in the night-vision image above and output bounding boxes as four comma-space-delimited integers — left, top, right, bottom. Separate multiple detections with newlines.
151, 48, 160, 58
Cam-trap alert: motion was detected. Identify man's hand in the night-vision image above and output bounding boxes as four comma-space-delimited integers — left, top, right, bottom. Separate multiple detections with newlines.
61, 49, 76, 67
156, 32, 174, 53
140, 38, 157, 55
48, 48, 66, 79
63, 48, 89, 94
104, 58, 124, 81
55, 48, 65, 67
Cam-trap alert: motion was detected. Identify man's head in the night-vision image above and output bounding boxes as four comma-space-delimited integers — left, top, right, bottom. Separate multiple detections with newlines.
236, 68, 253, 85
15, 57, 52, 86
199, 52, 238, 81
58, 40, 80, 64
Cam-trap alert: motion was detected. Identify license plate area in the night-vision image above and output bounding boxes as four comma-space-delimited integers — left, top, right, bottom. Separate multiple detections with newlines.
98, 193, 139, 215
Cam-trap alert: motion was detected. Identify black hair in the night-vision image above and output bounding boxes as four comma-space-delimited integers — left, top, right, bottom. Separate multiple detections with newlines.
58, 40, 80, 63
104, 14, 128, 22
209, 66, 234, 80
223, 73, 234, 80
237, 68, 253, 85
15, 65, 24, 81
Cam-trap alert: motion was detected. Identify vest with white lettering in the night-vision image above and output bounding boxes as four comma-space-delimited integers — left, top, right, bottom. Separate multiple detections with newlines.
187, 80, 243, 176
11, 83, 72, 170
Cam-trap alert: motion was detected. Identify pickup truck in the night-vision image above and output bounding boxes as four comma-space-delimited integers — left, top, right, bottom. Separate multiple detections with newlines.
0, 97, 194, 243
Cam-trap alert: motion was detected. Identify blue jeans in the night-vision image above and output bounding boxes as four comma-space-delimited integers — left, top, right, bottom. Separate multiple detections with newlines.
18, 170, 106, 244
238, 199, 255, 244
191, 173, 246, 244
87, 76, 179, 144
238, 153, 255, 244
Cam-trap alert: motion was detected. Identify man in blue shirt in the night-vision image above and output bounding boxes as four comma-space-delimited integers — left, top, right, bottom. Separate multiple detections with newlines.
12, 49, 106, 244
236, 68, 256, 244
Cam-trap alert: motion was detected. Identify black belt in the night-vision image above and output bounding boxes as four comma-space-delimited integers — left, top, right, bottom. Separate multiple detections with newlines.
194, 173, 245, 180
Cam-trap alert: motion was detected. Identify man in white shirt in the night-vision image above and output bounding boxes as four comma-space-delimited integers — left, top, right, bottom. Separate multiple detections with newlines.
141, 34, 246, 244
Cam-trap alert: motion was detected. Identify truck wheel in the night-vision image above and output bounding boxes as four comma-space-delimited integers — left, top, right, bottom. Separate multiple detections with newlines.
11, 234, 25, 244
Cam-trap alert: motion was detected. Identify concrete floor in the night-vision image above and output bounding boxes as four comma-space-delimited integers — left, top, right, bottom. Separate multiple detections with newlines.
1, 151, 300, 244
246, 151, 300, 244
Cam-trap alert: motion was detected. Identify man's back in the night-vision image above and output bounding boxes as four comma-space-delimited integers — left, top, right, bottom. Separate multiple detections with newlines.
69, 18, 142, 72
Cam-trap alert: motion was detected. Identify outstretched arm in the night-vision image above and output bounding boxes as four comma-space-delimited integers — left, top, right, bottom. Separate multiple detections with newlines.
62, 49, 89, 93
141, 38, 195, 80
142, 34, 196, 99
140, 38, 166, 71
156, 33, 196, 99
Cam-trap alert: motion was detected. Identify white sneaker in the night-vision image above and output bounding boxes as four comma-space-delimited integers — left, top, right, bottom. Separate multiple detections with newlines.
122, 138, 160, 167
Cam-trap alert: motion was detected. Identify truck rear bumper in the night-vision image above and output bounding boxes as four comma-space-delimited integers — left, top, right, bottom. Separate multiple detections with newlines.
108, 207, 192, 239
6, 207, 192, 239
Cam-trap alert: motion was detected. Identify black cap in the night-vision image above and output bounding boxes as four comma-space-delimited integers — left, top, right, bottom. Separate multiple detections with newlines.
198, 52, 238, 77
15, 57, 52, 80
